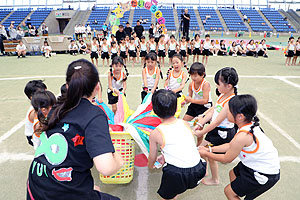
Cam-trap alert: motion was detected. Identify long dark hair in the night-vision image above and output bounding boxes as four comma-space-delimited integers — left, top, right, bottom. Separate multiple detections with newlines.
46, 59, 99, 131
229, 94, 263, 143
214, 67, 239, 95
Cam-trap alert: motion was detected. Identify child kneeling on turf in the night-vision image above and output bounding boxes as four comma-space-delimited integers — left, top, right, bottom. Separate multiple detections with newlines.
199, 94, 280, 200
148, 89, 206, 200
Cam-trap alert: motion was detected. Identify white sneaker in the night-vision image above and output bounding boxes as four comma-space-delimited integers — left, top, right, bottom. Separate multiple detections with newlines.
213, 54, 217, 57
233, 54, 237, 57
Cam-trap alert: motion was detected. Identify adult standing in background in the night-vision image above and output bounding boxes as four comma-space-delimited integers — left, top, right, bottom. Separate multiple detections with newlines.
0, 24, 7, 55
134, 20, 144, 40
124, 22, 133, 36
149, 23, 154, 36
116, 25, 126, 44
181, 8, 190, 38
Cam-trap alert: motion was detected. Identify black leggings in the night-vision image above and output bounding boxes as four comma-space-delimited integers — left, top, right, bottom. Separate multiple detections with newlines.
246, 51, 257, 57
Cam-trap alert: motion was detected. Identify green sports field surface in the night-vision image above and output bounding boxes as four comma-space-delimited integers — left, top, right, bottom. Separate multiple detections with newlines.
0, 34, 300, 199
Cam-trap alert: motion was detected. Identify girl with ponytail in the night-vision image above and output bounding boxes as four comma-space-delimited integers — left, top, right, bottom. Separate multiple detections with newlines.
141, 52, 163, 102
164, 54, 188, 97
27, 59, 123, 200
108, 56, 129, 114
199, 95, 280, 200
194, 67, 239, 185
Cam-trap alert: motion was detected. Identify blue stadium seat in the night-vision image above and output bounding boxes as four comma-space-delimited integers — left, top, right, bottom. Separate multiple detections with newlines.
219, 9, 248, 31
158, 7, 176, 31
133, 7, 152, 30
260, 10, 295, 32
240, 9, 272, 32
198, 7, 224, 31
2, 10, 31, 29
26, 9, 52, 29
86, 7, 110, 31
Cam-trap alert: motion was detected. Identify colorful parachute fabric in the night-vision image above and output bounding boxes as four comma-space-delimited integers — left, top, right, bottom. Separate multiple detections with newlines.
95, 92, 185, 157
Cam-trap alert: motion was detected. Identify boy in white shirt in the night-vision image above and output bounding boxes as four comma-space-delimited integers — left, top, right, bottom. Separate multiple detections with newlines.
68, 40, 78, 55
16, 40, 26, 58
148, 89, 206, 200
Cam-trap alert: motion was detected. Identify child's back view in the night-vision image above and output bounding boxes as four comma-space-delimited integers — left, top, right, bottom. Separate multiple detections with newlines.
148, 89, 206, 200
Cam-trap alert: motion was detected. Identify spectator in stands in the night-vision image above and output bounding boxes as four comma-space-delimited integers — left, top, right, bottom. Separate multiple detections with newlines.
237, 40, 247, 56
149, 23, 154, 36
28, 24, 36, 37
116, 25, 126, 44
78, 40, 87, 54
93, 19, 98, 25
21, 22, 29, 37
243, 14, 248, 22
0, 24, 7, 55
41, 22, 48, 35
8, 23, 17, 39
16, 26, 25, 40
134, 20, 144, 40
41, 40, 52, 58
181, 9, 190, 38
16, 40, 26, 58
68, 40, 78, 56
124, 22, 133, 36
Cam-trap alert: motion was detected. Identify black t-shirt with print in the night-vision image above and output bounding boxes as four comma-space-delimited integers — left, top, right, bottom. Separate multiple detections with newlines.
28, 98, 115, 200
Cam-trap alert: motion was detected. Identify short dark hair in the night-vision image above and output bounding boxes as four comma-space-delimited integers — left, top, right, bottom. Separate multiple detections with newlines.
126, 22, 130, 24
152, 89, 177, 119
205, 34, 210, 38
137, 20, 140, 23
119, 25, 124, 28
189, 62, 206, 77
24, 80, 47, 99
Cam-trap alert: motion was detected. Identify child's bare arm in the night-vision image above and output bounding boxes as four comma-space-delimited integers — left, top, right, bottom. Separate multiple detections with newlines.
148, 129, 160, 168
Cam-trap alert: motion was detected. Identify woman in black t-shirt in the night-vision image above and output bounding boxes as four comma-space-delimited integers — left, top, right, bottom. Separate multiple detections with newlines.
27, 59, 123, 200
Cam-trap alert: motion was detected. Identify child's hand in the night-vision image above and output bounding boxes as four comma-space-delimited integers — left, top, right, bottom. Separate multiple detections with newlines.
181, 100, 186, 106
151, 90, 155, 94
156, 154, 165, 165
198, 146, 208, 152
115, 90, 120, 95
185, 96, 192, 103
199, 149, 209, 157
194, 129, 204, 138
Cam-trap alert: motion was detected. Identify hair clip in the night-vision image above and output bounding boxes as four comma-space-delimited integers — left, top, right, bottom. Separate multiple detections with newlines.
74, 66, 82, 70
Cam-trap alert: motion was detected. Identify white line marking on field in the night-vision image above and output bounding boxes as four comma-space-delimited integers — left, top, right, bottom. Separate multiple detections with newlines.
1, 75, 300, 81
258, 111, 300, 151
0, 152, 33, 164
276, 77, 300, 89
0, 120, 25, 144
135, 166, 149, 200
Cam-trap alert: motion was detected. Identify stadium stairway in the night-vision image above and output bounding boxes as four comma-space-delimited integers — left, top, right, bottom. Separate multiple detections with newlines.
104, 9, 111, 25
0, 10, 14, 24
279, 10, 300, 32
63, 10, 90, 35
215, 9, 228, 32
236, 10, 252, 32
173, 8, 179, 31
257, 10, 275, 31
194, 8, 205, 32
287, 10, 300, 31
129, 8, 134, 25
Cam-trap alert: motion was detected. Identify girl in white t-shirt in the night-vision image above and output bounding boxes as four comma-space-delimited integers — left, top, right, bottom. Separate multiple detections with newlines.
199, 94, 280, 200
41, 41, 52, 58
292, 36, 300, 66
229, 41, 238, 57
285, 36, 296, 66
257, 39, 268, 58
246, 39, 258, 57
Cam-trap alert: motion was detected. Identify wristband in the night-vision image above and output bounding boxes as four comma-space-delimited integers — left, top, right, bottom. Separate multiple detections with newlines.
196, 122, 203, 128
143, 87, 148, 92
208, 146, 212, 153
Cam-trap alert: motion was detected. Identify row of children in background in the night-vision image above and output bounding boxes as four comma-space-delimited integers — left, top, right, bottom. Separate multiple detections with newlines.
285, 36, 300, 66
67, 33, 269, 68
23, 55, 280, 199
